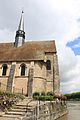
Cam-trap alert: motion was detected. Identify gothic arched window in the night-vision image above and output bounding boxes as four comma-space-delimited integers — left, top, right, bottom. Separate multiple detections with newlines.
20, 64, 26, 76
2, 64, 7, 76
46, 60, 51, 70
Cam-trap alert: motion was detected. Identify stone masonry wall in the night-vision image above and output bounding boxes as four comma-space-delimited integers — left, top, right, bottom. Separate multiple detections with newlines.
0, 54, 60, 95
45, 53, 54, 93
53, 54, 60, 95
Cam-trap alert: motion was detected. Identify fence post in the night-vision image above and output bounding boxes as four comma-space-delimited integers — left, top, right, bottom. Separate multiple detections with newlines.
0, 82, 1, 90
35, 106, 38, 120
37, 101, 40, 119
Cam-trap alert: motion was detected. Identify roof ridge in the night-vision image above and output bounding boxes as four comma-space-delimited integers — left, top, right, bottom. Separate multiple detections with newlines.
25, 40, 55, 42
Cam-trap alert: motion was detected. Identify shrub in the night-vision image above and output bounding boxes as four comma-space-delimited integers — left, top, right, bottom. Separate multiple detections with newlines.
33, 91, 54, 101
33, 92, 40, 97
39, 96, 45, 101
41, 92, 45, 96
0, 91, 25, 100
5, 92, 15, 97
47, 92, 53, 96
45, 96, 53, 101
38, 96, 54, 101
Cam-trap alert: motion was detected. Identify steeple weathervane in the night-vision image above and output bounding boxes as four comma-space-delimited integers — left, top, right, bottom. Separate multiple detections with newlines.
15, 11, 25, 47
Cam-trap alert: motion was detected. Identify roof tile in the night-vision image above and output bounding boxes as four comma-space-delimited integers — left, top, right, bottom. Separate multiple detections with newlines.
0, 40, 56, 61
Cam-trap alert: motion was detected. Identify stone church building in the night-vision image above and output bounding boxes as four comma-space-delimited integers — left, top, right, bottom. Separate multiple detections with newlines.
0, 12, 60, 97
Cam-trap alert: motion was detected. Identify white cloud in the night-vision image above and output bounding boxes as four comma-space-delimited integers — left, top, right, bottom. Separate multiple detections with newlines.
0, 0, 80, 93
0, 29, 14, 43
57, 42, 80, 93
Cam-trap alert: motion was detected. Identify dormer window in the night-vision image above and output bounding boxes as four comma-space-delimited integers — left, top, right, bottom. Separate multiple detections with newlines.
2, 64, 7, 76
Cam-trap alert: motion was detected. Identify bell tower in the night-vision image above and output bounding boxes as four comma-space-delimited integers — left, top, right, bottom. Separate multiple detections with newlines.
15, 11, 25, 47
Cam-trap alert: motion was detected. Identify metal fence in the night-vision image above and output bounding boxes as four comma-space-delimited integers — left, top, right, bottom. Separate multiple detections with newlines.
22, 101, 67, 120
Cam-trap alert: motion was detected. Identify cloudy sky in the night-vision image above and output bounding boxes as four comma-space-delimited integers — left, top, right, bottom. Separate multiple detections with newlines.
0, 0, 80, 94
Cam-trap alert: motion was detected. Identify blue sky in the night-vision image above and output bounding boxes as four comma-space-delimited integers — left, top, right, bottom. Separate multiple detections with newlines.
67, 37, 80, 55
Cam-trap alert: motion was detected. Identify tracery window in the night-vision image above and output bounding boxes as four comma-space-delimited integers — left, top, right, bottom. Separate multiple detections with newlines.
2, 64, 7, 76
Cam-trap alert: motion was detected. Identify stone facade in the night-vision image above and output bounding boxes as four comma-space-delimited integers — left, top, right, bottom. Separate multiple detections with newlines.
0, 49, 60, 96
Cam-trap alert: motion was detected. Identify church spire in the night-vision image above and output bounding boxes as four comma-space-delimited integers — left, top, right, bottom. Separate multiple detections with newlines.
18, 10, 24, 31
15, 11, 25, 47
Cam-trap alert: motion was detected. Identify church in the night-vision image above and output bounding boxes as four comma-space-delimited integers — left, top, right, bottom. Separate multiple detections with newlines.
0, 12, 60, 97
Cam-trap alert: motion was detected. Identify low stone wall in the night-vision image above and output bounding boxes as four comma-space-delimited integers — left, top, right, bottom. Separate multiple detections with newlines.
22, 100, 68, 120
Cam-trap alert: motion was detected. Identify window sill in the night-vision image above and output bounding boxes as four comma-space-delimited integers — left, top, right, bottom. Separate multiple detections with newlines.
0, 76, 9, 78
15, 76, 28, 78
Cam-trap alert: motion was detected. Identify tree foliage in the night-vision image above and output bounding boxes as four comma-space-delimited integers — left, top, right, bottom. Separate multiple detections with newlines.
64, 92, 80, 100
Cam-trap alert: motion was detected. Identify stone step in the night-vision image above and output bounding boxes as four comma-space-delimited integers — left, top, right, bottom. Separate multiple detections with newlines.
0, 109, 32, 119
0, 114, 22, 119
11, 107, 33, 112
16, 101, 32, 106
16, 104, 27, 107
0, 112, 5, 116
13, 105, 27, 109
0, 98, 34, 120
5, 111, 25, 116
10, 108, 27, 112
13, 105, 33, 110
0, 116, 19, 120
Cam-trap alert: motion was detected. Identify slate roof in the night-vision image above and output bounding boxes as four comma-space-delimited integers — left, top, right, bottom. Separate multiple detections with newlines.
0, 40, 56, 62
